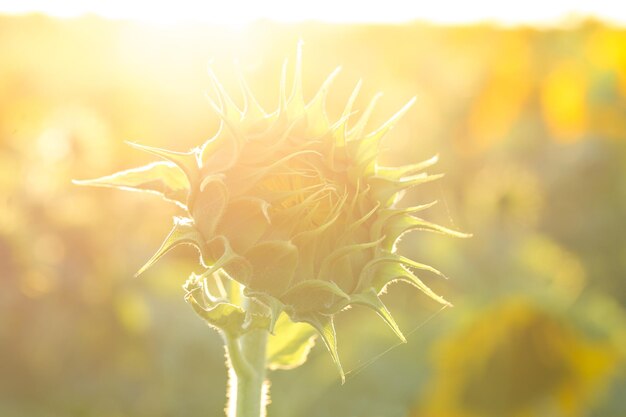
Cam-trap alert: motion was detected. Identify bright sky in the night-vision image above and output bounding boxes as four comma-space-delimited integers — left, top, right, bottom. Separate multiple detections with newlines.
1, 0, 626, 26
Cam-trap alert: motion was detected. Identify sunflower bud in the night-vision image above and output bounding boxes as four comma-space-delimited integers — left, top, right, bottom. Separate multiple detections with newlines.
75, 45, 469, 380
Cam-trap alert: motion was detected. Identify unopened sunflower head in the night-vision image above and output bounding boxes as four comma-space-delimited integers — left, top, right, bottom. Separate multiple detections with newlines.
76, 45, 469, 381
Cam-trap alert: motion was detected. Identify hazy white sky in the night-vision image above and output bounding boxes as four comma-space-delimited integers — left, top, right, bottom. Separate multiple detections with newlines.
1, 0, 625, 25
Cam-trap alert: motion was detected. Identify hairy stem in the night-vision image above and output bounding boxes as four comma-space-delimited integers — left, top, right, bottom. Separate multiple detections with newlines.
225, 299, 269, 417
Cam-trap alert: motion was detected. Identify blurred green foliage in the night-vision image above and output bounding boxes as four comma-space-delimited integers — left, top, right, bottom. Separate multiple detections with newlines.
0, 14, 625, 417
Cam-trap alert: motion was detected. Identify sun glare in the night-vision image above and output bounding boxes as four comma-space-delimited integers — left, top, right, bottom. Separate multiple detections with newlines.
2, 0, 626, 26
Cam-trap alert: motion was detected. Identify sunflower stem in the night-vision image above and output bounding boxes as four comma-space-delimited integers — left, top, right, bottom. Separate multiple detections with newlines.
225, 298, 269, 417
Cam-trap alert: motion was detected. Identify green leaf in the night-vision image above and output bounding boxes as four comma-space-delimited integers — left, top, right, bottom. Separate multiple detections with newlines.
266, 313, 317, 370
350, 289, 406, 343
297, 313, 344, 384
243, 313, 272, 333
185, 293, 245, 336
72, 161, 189, 207
183, 272, 210, 303
135, 217, 208, 276
243, 289, 285, 333
244, 240, 298, 296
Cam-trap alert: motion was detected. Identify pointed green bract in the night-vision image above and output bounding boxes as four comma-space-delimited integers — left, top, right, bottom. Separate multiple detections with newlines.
135, 217, 208, 277
208, 66, 244, 124
125, 141, 200, 185
348, 92, 382, 142
359, 254, 449, 290
368, 97, 416, 140
350, 289, 406, 343
287, 41, 306, 120
383, 215, 471, 247
72, 161, 189, 207
370, 262, 452, 307
369, 173, 445, 204
236, 66, 267, 123
349, 97, 417, 176
298, 312, 344, 384
341, 80, 362, 122
376, 154, 439, 180
304, 66, 341, 138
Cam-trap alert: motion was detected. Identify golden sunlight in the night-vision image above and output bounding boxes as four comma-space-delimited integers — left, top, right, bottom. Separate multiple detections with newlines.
3, 0, 626, 25
3, 1, 626, 416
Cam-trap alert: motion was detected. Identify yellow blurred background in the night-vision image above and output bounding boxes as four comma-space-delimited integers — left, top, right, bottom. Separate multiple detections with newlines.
1, 13, 625, 417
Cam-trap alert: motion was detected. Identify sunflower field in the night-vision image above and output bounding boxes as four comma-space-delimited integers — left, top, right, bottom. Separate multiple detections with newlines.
1, 15, 625, 417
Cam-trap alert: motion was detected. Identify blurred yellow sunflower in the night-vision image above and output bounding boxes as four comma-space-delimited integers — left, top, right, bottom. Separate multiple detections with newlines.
411, 299, 619, 417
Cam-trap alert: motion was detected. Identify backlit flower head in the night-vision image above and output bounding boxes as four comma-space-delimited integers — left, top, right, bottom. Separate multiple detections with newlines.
76, 45, 469, 381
